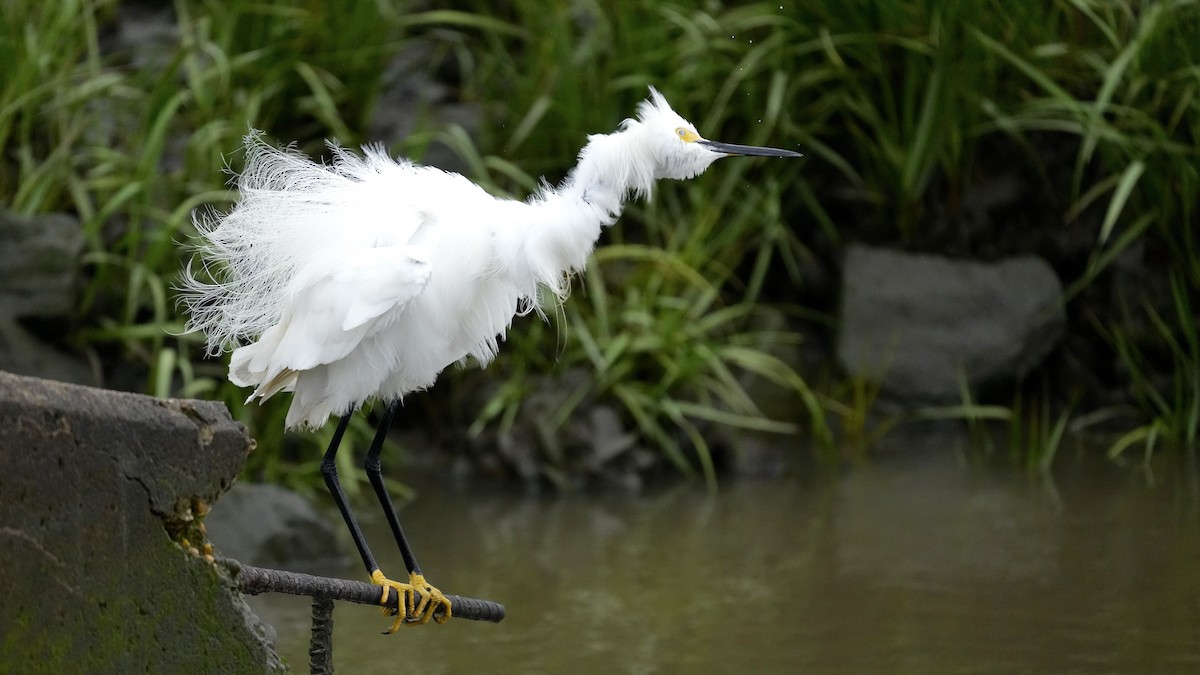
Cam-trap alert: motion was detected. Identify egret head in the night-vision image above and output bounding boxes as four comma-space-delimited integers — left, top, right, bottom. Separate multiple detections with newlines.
635, 87, 802, 181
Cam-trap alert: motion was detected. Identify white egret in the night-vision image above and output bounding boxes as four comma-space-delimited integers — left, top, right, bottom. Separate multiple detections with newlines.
181, 87, 801, 631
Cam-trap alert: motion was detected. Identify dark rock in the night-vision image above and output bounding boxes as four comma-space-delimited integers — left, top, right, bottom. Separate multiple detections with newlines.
0, 319, 99, 387
719, 432, 793, 479
0, 371, 285, 674
581, 406, 638, 470
462, 369, 659, 490
838, 244, 1065, 402
716, 306, 807, 478
0, 211, 85, 318
369, 45, 481, 174
98, 2, 179, 71
206, 483, 347, 574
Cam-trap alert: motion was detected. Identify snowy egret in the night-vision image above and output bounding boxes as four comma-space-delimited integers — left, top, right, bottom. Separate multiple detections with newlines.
181, 87, 801, 631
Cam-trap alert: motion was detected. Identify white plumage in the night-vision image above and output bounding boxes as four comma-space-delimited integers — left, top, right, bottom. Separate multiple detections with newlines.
181, 87, 800, 429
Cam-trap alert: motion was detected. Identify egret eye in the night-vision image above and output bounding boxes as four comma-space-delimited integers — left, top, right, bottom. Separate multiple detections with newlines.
675, 127, 700, 143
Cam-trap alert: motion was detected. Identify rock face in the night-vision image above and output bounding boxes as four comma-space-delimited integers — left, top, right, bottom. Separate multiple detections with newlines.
837, 245, 1065, 402
0, 371, 285, 674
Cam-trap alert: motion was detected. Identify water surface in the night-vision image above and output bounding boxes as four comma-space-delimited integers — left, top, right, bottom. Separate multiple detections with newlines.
246, 442, 1200, 673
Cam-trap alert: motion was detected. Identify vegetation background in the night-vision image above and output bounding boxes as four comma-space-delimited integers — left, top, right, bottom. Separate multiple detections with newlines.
2, 0, 1196, 493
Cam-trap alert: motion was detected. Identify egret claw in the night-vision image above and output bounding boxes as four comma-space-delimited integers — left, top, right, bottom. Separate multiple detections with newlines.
370, 569, 413, 632
370, 569, 452, 632
403, 573, 452, 627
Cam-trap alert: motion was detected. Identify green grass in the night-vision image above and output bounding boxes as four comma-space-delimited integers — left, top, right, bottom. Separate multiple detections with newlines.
2, 0, 1197, 488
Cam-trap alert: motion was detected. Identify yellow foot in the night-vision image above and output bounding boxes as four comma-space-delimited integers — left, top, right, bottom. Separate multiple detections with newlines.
370, 569, 453, 632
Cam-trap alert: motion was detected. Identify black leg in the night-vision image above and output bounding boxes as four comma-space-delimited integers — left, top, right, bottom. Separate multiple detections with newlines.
319, 412, 380, 576
364, 401, 423, 577
320, 407, 450, 628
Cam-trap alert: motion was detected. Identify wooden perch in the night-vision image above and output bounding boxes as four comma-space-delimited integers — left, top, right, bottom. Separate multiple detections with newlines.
230, 560, 506, 623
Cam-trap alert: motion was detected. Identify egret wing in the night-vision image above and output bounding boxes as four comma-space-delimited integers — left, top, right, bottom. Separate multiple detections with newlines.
232, 244, 431, 394
340, 246, 431, 331
276, 245, 430, 369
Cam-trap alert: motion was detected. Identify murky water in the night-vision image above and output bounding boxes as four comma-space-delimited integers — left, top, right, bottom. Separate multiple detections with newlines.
246, 440, 1200, 674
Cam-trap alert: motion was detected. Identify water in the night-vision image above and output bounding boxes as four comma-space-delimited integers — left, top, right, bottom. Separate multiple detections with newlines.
247, 442, 1200, 673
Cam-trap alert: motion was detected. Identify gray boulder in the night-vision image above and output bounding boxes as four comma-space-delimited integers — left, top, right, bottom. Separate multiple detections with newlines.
0, 319, 99, 386
0, 211, 96, 387
0, 210, 84, 318
206, 482, 346, 574
0, 371, 285, 673
837, 245, 1065, 402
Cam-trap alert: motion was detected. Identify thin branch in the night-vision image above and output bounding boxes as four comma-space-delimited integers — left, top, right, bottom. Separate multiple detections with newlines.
229, 560, 506, 624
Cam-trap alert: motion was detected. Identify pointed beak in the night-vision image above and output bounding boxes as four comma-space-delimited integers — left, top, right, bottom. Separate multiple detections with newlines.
698, 139, 803, 159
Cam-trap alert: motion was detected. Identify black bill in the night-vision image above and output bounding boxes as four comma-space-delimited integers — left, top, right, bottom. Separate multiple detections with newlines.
698, 139, 803, 158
